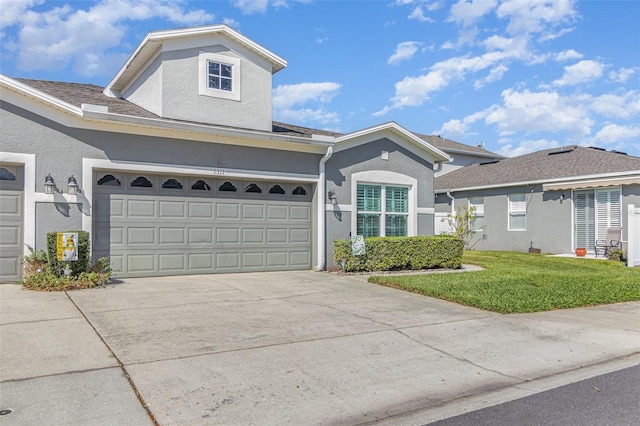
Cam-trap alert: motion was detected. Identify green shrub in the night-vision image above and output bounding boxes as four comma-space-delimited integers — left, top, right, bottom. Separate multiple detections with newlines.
46, 231, 90, 277
606, 248, 626, 262
333, 235, 463, 273
20, 241, 111, 291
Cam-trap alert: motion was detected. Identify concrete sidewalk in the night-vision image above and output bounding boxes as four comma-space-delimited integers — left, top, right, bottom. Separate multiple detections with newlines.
1, 271, 638, 425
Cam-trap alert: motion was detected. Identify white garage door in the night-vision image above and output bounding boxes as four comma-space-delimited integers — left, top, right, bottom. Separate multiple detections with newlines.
0, 165, 24, 283
93, 172, 313, 278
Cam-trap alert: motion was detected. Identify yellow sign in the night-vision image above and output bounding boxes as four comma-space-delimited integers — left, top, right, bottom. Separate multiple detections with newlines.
57, 232, 78, 261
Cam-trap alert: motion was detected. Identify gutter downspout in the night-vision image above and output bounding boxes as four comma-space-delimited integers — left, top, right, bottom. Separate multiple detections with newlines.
446, 191, 455, 215
316, 146, 333, 271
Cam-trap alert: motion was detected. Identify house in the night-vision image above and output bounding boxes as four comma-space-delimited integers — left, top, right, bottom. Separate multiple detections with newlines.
434, 145, 640, 255
0, 24, 458, 282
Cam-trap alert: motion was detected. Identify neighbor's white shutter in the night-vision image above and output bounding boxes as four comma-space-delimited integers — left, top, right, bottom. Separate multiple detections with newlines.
595, 188, 621, 241
575, 191, 595, 249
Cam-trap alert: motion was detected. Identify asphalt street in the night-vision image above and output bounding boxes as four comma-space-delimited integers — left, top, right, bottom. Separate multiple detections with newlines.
428, 365, 640, 426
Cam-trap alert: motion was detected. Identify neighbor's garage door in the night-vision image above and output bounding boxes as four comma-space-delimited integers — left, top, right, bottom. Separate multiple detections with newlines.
0, 165, 24, 283
93, 172, 313, 278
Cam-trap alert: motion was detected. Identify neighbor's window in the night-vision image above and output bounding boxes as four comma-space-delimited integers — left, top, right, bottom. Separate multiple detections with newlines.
508, 193, 526, 230
207, 61, 233, 92
469, 196, 485, 232
356, 184, 408, 238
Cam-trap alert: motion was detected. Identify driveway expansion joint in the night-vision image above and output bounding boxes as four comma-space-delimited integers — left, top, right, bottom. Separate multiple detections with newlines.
64, 291, 159, 426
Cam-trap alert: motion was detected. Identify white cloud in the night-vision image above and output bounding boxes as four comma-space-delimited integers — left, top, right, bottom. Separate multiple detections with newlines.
555, 49, 583, 62
434, 109, 487, 137
273, 82, 341, 109
496, 0, 578, 36
595, 124, 640, 143
427, 1, 444, 11
448, 0, 497, 28
474, 64, 508, 89
10, 0, 213, 76
272, 82, 342, 124
552, 60, 605, 87
0, 0, 43, 29
497, 139, 560, 157
231, 0, 269, 14
609, 67, 637, 83
378, 47, 520, 113
485, 88, 594, 137
589, 91, 640, 120
409, 5, 435, 23
388, 41, 423, 65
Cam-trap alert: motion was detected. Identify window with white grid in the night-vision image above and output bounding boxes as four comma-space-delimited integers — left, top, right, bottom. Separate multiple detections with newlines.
508, 193, 526, 230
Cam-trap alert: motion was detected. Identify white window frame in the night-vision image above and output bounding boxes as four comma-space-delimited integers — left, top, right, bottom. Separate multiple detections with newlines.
508, 193, 527, 231
469, 196, 484, 233
350, 171, 417, 237
198, 52, 241, 101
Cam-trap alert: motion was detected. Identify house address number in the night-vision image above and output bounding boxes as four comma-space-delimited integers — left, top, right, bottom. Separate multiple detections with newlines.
212, 168, 225, 176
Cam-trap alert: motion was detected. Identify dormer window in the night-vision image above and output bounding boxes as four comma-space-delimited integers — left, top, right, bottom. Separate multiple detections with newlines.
199, 52, 241, 101
208, 61, 233, 91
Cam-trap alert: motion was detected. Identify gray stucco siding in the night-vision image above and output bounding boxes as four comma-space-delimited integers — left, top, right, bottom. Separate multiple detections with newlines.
35, 202, 83, 252
324, 138, 436, 268
440, 187, 573, 254
128, 46, 273, 131
326, 138, 434, 206
1, 102, 321, 194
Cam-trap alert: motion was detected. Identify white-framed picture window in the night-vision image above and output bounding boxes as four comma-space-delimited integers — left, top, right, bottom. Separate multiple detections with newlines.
508, 193, 526, 230
469, 196, 485, 232
356, 184, 409, 238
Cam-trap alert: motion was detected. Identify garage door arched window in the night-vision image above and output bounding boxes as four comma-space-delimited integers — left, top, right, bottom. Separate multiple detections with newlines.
192, 180, 211, 191
0, 168, 16, 181
97, 174, 121, 186
245, 183, 262, 193
269, 184, 285, 194
219, 181, 237, 192
131, 176, 152, 188
162, 178, 183, 189
292, 186, 307, 196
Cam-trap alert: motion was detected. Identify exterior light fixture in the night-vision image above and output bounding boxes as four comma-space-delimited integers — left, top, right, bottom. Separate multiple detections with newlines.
328, 190, 337, 204
44, 174, 57, 194
67, 176, 79, 195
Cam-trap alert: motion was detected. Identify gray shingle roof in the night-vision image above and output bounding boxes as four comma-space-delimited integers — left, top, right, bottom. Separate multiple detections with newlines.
413, 132, 501, 157
11, 78, 501, 157
435, 145, 640, 191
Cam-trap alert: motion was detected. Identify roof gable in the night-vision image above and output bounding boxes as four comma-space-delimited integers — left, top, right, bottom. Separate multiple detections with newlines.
104, 24, 287, 98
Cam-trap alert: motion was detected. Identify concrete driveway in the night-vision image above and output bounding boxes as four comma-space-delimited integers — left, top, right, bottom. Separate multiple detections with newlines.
1, 271, 639, 425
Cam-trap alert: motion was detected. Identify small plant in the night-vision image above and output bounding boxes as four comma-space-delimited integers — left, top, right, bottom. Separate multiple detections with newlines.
19, 245, 111, 291
606, 248, 626, 262
441, 206, 485, 249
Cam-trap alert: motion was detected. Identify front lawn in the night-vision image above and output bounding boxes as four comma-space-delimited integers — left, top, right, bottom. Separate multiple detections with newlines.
368, 251, 640, 313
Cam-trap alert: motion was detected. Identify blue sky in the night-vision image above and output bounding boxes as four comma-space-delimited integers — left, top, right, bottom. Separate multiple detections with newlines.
1, 0, 639, 158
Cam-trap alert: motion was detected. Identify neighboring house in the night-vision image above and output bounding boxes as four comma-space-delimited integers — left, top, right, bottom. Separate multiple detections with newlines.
0, 24, 456, 282
413, 134, 504, 177
434, 146, 640, 255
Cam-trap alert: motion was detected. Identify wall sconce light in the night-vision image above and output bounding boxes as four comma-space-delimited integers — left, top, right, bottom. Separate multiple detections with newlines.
560, 194, 565, 203
44, 174, 57, 194
67, 176, 79, 195
328, 190, 337, 204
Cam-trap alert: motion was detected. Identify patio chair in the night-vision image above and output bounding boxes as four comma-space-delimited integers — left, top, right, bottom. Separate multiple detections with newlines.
594, 227, 622, 257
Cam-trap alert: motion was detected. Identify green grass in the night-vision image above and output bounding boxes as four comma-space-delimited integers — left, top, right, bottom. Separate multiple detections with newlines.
368, 251, 640, 313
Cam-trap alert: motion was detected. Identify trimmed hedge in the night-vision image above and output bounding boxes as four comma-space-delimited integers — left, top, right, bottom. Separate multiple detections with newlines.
46, 231, 90, 277
333, 235, 464, 273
